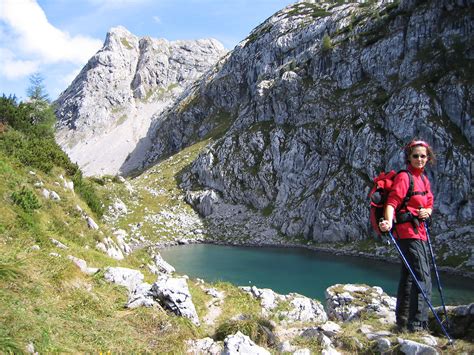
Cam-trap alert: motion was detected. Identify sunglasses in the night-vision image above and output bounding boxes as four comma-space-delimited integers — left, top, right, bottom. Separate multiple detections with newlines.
411, 154, 427, 159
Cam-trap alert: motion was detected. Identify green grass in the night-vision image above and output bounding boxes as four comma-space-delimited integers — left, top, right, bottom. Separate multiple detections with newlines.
120, 37, 133, 50
214, 316, 276, 347
214, 282, 261, 322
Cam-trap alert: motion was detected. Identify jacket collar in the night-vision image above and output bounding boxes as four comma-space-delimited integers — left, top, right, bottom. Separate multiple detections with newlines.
407, 164, 424, 176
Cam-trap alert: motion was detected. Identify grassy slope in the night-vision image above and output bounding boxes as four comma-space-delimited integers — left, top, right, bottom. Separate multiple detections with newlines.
0, 132, 265, 352
0, 134, 222, 350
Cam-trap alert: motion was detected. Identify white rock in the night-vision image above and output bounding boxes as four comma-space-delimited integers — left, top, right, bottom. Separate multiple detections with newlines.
321, 347, 341, 355
49, 191, 61, 201
126, 282, 156, 308
86, 216, 99, 230
67, 255, 99, 275
326, 284, 395, 322
151, 253, 175, 274
25, 342, 37, 354
151, 276, 200, 325
222, 331, 270, 355
278, 340, 295, 353
285, 296, 328, 323
398, 338, 438, 355
64, 180, 74, 192
104, 267, 144, 292
96, 237, 124, 260
187, 337, 222, 355
113, 230, 132, 255
50, 238, 68, 249
41, 188, 50, 199
319, 321, 342, 337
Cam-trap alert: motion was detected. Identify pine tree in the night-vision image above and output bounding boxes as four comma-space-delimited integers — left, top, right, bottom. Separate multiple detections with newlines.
26, 73, 49, 102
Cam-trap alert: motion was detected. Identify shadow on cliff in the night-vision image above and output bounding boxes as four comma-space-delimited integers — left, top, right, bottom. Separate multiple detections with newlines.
119, 108, 234, 178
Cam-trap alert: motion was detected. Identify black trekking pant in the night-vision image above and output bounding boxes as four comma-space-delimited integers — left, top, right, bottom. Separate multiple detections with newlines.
395, 238, 432, 329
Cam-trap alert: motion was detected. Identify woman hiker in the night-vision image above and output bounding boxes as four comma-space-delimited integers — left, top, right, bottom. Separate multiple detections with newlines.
379, 139, 435, 332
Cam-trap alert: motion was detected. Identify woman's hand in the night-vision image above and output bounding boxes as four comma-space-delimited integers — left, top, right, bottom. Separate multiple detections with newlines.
418, 208, 432, 220
378, 219, 392, 232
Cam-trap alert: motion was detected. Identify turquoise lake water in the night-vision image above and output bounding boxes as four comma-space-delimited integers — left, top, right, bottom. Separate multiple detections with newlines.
160, 244, 474, 305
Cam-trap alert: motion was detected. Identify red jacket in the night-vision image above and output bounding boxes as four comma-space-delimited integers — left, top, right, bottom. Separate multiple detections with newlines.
386, 165, 434, 241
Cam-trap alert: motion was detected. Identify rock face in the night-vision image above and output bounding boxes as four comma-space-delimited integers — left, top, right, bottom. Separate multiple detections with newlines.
55, 26, 226, 176
126, 0, 472, 244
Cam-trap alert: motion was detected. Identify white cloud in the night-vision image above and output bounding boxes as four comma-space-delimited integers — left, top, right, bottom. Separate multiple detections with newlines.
0, 0, 102, 66
153, 15, 162, 24
0, 48, 39, 79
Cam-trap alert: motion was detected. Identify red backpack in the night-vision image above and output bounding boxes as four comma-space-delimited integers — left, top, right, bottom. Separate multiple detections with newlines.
369, 170, 415, 236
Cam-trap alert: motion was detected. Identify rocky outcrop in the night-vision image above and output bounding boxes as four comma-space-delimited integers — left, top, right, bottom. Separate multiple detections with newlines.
55, 26, 226, 176
151, 275, 200, 325
325, 284, 396, 323
123, 0, 472, 247
241, 285, 328, 324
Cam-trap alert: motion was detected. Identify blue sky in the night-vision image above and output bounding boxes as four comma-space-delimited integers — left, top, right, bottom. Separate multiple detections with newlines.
0, 0, 293, 101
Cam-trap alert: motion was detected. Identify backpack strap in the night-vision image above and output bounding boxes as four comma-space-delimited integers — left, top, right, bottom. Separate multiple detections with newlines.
396, 169, 414, 213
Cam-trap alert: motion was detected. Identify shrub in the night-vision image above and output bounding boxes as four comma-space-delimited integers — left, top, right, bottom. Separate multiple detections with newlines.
72, 171, 104, 218
11, 187, 41, 212
322, 34, 333, 52
214, 316, 277, 347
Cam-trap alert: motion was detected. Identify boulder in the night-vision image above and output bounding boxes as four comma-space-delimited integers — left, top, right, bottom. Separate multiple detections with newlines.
284, 296, 328, 324
104, 267, 144, 292
49, 191, 61, 201
241, 286, 327, 324
50, 238, 68, 250
186, 337, 222, 355
397, 338, 439, 355
67, 255, 99, 275
151, 276, 200, 325
150, 253, 175, 274
86, 216, 99, 230
430, 303, 473, 339
240, 286, 282, 312
126, 282, 157, 309
113, 229, 132, 255
96, 237, 124, 260
222, 331, 270, 355
325, 284, 395, 323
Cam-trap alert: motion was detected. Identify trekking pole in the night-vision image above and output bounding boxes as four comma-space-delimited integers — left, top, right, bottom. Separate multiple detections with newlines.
385, 230, 454, 344
424, 221, 450, 328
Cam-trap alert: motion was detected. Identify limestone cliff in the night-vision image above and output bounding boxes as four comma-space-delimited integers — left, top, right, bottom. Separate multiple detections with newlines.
55, 26, 226, 176
129, 0, 473, 242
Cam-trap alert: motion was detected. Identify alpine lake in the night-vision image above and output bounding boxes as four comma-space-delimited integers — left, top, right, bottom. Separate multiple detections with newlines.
160, 244, 474, 306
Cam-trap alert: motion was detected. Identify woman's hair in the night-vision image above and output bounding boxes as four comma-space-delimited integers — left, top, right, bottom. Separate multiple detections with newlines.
404, 139, 436, 165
